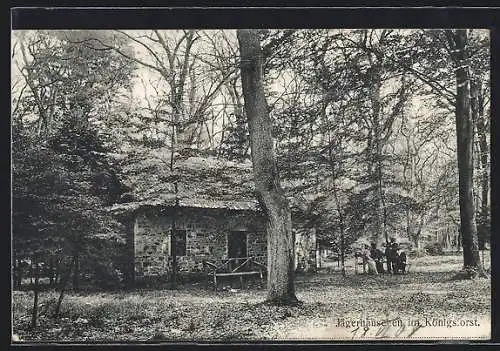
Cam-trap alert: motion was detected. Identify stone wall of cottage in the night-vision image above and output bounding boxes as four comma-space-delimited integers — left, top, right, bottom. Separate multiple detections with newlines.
134, 207, 267, 277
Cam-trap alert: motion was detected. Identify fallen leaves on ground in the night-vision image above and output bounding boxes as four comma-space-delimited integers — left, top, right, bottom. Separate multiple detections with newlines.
12, 256, 490, 342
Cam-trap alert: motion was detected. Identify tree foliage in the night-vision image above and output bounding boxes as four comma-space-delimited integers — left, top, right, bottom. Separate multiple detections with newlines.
11, 28, 490, 297
12, 30, 135, 290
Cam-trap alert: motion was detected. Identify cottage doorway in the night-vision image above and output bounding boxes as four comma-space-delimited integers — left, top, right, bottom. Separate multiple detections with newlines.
228, 231, 247, 260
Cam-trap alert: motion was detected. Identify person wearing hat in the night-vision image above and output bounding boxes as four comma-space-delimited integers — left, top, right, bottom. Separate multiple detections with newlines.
394, 244, 407, 274
385, 237, 398, 274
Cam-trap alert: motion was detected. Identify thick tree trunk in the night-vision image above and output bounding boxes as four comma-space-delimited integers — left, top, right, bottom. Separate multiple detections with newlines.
471, 80, 489, 250
448, 30, 484, 274
237, 29, 298, 305
369, 66, 387, 244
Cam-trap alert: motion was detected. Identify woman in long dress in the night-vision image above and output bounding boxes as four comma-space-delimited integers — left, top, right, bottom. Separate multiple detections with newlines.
361, 245, 378, 275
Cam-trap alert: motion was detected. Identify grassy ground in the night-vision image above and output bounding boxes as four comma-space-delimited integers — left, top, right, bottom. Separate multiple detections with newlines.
12, 254, 491, 342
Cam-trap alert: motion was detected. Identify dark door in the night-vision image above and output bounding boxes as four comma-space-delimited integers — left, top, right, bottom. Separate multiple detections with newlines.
228, 231, 247, 259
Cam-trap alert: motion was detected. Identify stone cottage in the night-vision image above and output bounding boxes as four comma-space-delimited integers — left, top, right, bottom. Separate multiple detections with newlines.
110, 151, 316, 283
113, 198, 267, 280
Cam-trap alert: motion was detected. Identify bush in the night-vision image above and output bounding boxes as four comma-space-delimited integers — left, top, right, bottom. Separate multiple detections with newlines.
424, 242, 444, 255
90, 264, 124, 290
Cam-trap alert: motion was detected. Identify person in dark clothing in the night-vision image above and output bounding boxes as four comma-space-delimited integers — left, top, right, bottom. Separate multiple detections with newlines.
385, 237, 398, 274
370, 243, 385, 274
384, 243, 392, 273
394, 245, 407, 274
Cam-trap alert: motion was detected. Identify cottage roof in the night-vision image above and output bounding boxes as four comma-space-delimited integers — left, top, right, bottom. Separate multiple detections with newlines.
109, 197, 260, 215
110, 149, 260, 214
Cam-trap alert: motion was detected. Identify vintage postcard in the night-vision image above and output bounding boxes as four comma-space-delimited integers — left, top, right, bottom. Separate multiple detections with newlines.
11, 7, 491, 343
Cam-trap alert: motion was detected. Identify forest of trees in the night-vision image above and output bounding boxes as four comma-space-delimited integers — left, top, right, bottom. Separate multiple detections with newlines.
12, 29, 490, 309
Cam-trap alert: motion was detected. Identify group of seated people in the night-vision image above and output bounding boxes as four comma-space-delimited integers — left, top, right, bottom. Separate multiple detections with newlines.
359, 237, 407, 275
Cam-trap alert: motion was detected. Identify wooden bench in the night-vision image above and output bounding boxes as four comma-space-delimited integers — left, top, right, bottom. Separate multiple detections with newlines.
203, 257, 266, 291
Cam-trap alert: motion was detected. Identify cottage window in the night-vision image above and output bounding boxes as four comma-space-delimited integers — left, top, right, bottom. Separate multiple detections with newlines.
171, 229, 187, 256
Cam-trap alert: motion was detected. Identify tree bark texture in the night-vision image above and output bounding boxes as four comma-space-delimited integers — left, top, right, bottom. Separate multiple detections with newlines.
237, 29, 298, 305
447, 30, 483, 272
471, 79, 489, 250
368, 65, 387, 244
